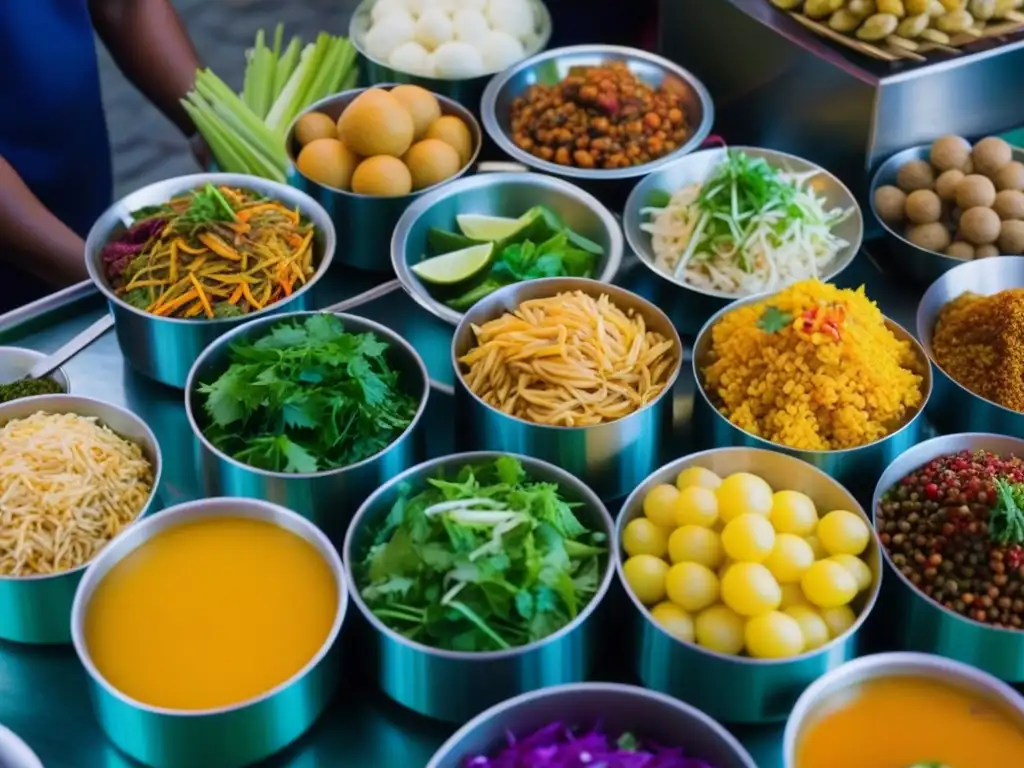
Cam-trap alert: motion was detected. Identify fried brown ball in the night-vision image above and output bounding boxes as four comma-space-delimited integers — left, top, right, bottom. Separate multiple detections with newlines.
897, 160, 936, 193
930, 135, 972, 172
993, 189, 1024, 221
907, 222, 951, 253
998, 220, 1024, 255
960, 206, 1002, 246
905, 189, 942, 225
975, 244, 1000, 259
994, 161, 1024, 192
935, 169, 965, 202
955, 174, 997, 210
963, 157, 975, 174
945, 241, 976, 260
973, 137, 1013, 178
873, 185, 907, 225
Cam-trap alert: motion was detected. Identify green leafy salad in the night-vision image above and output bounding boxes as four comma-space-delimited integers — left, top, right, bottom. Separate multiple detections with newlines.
357, 456, 607, 651
410, 205, 604, 312
198, 313, 419, 473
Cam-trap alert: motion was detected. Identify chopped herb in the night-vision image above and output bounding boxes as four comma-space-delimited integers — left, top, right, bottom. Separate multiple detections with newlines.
990, 478, 1024, 546
757, 305, 793, 334
198, 313, 419, 473
0, 376, 65, 403
357, 456, 606, 652
175, 183, 238, 229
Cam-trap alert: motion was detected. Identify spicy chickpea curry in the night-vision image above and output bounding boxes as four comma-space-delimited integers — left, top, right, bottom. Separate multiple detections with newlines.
99, 184, 318, 320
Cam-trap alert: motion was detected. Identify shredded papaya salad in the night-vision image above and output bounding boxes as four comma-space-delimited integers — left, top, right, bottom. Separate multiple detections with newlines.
640, 149, 854, 297
100, 184, 317, 319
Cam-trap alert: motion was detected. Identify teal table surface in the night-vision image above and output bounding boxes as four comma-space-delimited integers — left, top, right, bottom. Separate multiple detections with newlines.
0, 245, 919, 768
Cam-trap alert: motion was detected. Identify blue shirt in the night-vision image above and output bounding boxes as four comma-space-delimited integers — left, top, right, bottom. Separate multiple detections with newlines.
0, 0, 112, 239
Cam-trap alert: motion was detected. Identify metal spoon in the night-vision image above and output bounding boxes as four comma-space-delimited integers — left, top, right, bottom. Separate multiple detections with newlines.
11, 314, 115, 384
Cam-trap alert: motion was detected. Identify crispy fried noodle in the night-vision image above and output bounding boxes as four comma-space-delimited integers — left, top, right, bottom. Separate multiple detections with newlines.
458, 290, 677, 427
0, 412, 154, 576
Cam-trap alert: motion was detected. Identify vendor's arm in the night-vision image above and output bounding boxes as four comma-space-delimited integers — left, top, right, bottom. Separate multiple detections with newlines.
88, 0, 200, 137
0, 156, 89, 285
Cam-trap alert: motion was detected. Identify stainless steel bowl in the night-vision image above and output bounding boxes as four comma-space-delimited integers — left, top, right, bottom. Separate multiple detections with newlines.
185, 310, 429, 544
84, 173, 336, 390
0, 394, 162, 644
917, 255, 1024, 436
623, 147, 863, 336
392, 172, 624, 326
871, 433, 1024, 681
782, 652, 1024, 767
0, 346, 69, 394
426, 682, 757, 768
617, 447, 883, 724
0, 725, 43, 768
451, 277, 683, 501
284, 87, 481, 273
349, 0, 553, 108
870, 144, 1024, 285
343, 452, 615, 723
692, 294, 932, 503
481, 45, 714, 199
70, 497, 347, 768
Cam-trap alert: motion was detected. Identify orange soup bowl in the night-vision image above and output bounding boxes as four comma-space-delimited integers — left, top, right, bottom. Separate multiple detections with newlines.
70, 497, 347, 768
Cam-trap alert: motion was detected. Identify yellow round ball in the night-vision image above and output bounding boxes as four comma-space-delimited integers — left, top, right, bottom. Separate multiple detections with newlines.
351, 155, 413, 197
694, 604, 746, 655
817, 510, 871, 556
716, 472, 773, 523
721, 513, 776, 563
337, 88, 415, 158
622, 554, 670, 605
674, 485, 719, 528
829, 554, 873, 592
622, 517, 669, 559
668, 525, 724, 569
665, 562, 720, 613
800, 559, 858, 609
651, 602, 695, 643
720, 562, 781, 617
675, 466, 722, 492
769, 490, 818, 536
389, 84, 442, 140
762, 533, 816, 584
643, 484, 681, 528
402, 138, 462, 191
783, 605, 830, 651
745, 610, 805, 659
819, 604, 857, 639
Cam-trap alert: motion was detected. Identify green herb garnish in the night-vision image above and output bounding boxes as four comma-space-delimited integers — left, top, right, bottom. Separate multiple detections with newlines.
990, 478, 1024, 546
176, 183, 238, 229
357, 456, 606, 651
757, 305, 793, 334
0, 376, 64, 403
198, 313, 418, 473
644, 189, 672, 209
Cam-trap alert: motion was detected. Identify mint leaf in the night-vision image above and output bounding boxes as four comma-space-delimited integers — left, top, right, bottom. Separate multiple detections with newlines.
757, 305, 793, 334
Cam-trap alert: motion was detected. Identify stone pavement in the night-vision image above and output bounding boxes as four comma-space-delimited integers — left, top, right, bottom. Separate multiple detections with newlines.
98, 0, 361, 198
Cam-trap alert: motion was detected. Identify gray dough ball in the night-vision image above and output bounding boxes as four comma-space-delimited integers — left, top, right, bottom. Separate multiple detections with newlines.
907, 222, 952, 253
955, 174, 997, 210
993, 190, 1024, 221
905, 189, 943, 225
873, 185, 907, 225
935, 170, 965, 202
972, 137, 1014, 178
960, 206, 1002, 246
998, 220, 1024, 255
975, 244, 1000, 259
946, 241, 976, 260
897, 160, 936, 193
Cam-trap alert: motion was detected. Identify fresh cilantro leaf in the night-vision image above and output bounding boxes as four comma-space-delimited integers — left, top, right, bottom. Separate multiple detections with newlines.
494, 455, 525, 485
757, 305, 793, 334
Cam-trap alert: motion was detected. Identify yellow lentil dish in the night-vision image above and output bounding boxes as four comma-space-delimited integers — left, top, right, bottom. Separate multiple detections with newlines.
932, 288, 1024, 412
509, 61, 691, 170
700, 280, 925, 450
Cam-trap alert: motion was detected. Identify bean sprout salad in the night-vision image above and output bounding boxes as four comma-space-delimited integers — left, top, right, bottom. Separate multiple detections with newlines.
640, 150, 855, 296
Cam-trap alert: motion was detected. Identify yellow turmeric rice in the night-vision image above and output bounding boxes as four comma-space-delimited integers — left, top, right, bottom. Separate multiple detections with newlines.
700, 280, 925, 451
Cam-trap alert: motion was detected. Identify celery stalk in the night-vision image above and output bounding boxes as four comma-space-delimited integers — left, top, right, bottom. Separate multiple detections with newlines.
272, 23, 283, 59
203, 95, 287, 179
182, 98, 254, 176
273, 36, 303, 103
241, 30, 265, 115
194, 70, 288, 169
265, 42, 316, 134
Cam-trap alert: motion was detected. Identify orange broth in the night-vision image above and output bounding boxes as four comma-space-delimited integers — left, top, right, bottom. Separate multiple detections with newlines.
84, 517, 338, 710
796, 675, 1024, 768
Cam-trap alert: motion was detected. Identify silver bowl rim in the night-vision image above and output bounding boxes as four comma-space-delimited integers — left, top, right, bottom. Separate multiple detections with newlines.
623, 145, 864, 300
69, 496, 348, 717
425, 681, 758, 768
348, 0, 554, 82
871, 431, 1024, 641
916, 255, 1024, 420
284, 85, 483, 199
391, 171, 625, 326
84, 172, 337, 326
184, 309, 431, 480
615, 446, 883, 666
343, 450, 616, 661
0, 393, 163, 583
0, 345, 71, 393
451, 276, 684, 432
692, 291, 933, 455
0, 724, 43, 768
781, 650, 1024, 762
481, 44, 716, 181
868, 144, 1024, 267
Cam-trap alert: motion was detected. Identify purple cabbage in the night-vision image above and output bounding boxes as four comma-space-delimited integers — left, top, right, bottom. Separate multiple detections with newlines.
461, 722, 720, 768
100, 218, 166, 280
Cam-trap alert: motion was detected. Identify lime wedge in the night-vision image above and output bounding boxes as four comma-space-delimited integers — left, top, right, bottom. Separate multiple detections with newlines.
411, 243, 494, 285
456, 214, 524, 241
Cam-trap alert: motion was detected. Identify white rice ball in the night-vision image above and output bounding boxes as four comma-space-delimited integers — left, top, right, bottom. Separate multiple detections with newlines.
422, 51, 439, 77
452, 9, 490, 42
454, 0, 487, 10
415, 8, 455, 50
371, 0, 407, 23
481, 30, 525, 72
422, 0, 459, 11
388, 41, 433, 75
402, 0, 425, 16
364, 12, 416, 61
485, 0, 534, 40
433, 40, 486, 78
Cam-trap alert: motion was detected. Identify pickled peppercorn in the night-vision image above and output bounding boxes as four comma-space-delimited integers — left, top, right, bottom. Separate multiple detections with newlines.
508, 61, 691, 170
876, 449, 1024, 630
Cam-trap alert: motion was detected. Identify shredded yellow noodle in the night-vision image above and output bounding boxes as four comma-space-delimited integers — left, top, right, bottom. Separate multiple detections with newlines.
458, 291, 678, 427
0, 411, 155, 576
